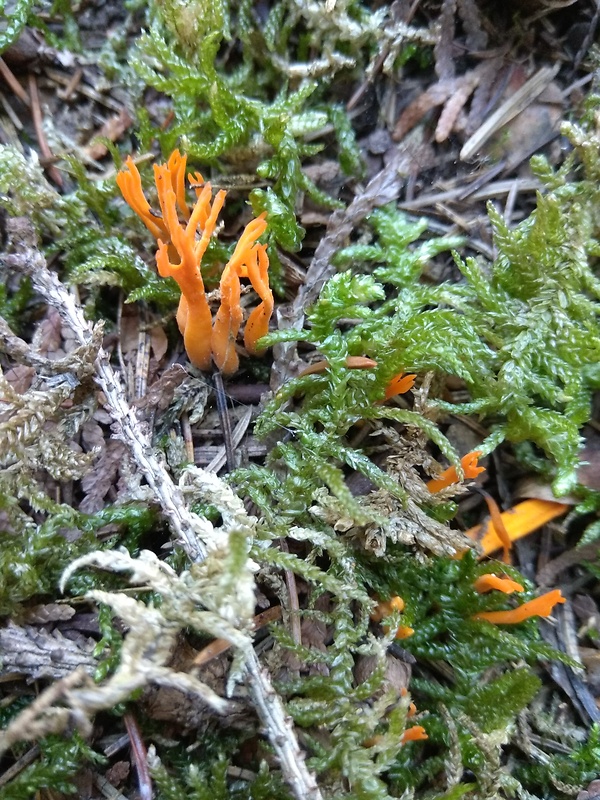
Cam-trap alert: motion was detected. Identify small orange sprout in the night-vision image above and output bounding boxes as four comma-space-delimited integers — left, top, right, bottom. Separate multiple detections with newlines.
427, 450, 485, 493
400, 688, 418, 718
472, 589, 565, 624
395, 625, 415, 639
466, 498, 570, 558
474, 574, 524, 594
117, 150, 273, 374
382, 372, 416, 402
401, 725, 428, 743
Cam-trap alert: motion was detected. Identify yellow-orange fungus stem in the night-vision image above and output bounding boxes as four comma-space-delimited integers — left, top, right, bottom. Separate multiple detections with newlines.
401, 726, 428, 743
479, 491, 513, 565
466, 499, 570, 558
400, 687, 418, 717
383, 372, 416, 401
395, 625, 415, 639
427, 450, 485, 493
472, 589, 565, 624
117, 150, 273, 374
370, 595, 405, 623
299, 356, 378, 377
474, 574, 524, 594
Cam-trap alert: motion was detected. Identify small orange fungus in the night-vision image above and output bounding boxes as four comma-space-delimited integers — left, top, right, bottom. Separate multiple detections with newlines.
479, 491, 513, 565
299, 356, 378, 377
401, 725, 428, 743
117, 151, 273, 374
427, 450, 485, 493
466, 499, 570, 558
474, 574, 524, 594
370, 595, 405, 623
382, 372, 416, 402
472, 589, 565, 624
370, 597, 413, 639
400, 687, 417, 718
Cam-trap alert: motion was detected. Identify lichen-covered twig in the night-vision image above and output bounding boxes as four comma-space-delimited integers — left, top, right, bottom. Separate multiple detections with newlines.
2, 217, 323, 800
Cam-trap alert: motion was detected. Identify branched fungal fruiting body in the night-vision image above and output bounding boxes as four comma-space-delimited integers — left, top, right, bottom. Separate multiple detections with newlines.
117, 150, 273, 374
427, 450, 485, 493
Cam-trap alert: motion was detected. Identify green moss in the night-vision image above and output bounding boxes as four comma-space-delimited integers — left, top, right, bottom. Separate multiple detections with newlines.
0, 733, 104, 799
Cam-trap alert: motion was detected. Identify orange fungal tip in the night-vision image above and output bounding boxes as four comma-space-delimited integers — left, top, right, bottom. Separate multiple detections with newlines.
467, 498, 570, 558
117, 150, 272, 374
479, 491, 513, 565
370, 595, 405, 623
401, 725, 428, 744
382, 372, 417, 402
472, 589, 565, 625
395, 625, 415, 640
474, 574, 524, 594
427, 450, 485, 493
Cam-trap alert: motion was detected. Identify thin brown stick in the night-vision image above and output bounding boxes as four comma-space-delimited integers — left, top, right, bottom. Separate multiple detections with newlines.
0, 57, 29, 105
27, 73, 63, 188
213, 369, 236, 472
123, 711, 152, 800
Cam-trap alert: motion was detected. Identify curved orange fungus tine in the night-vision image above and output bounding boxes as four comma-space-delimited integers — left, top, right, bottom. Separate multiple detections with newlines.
401, 726, 428, 743
479, 491, 513, 564
227, 212, 268, 276
212, 212, 269, 374
467, 498, 570, 559
474, 574, 524, 594
427, 450, 485, 493
166, 149, 190, 220
383, 372, 417, 401
117, 156, 168, 240
395, 625, 414, 639
244, 244, 274, 355
472, 589, 565, 624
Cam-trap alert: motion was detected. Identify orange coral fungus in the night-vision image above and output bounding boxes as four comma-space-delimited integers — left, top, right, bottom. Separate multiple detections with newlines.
401, 725, 428, 743
370, 595, 405, 623
117, 150, 272, 374
298, 356, 378, 377
472, 589, 565, 624
427, 450, 485, 493
370, 596, 413, 639
382, 372, 416, 401
474, 574, 524, 594
466, 499, 569, 558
